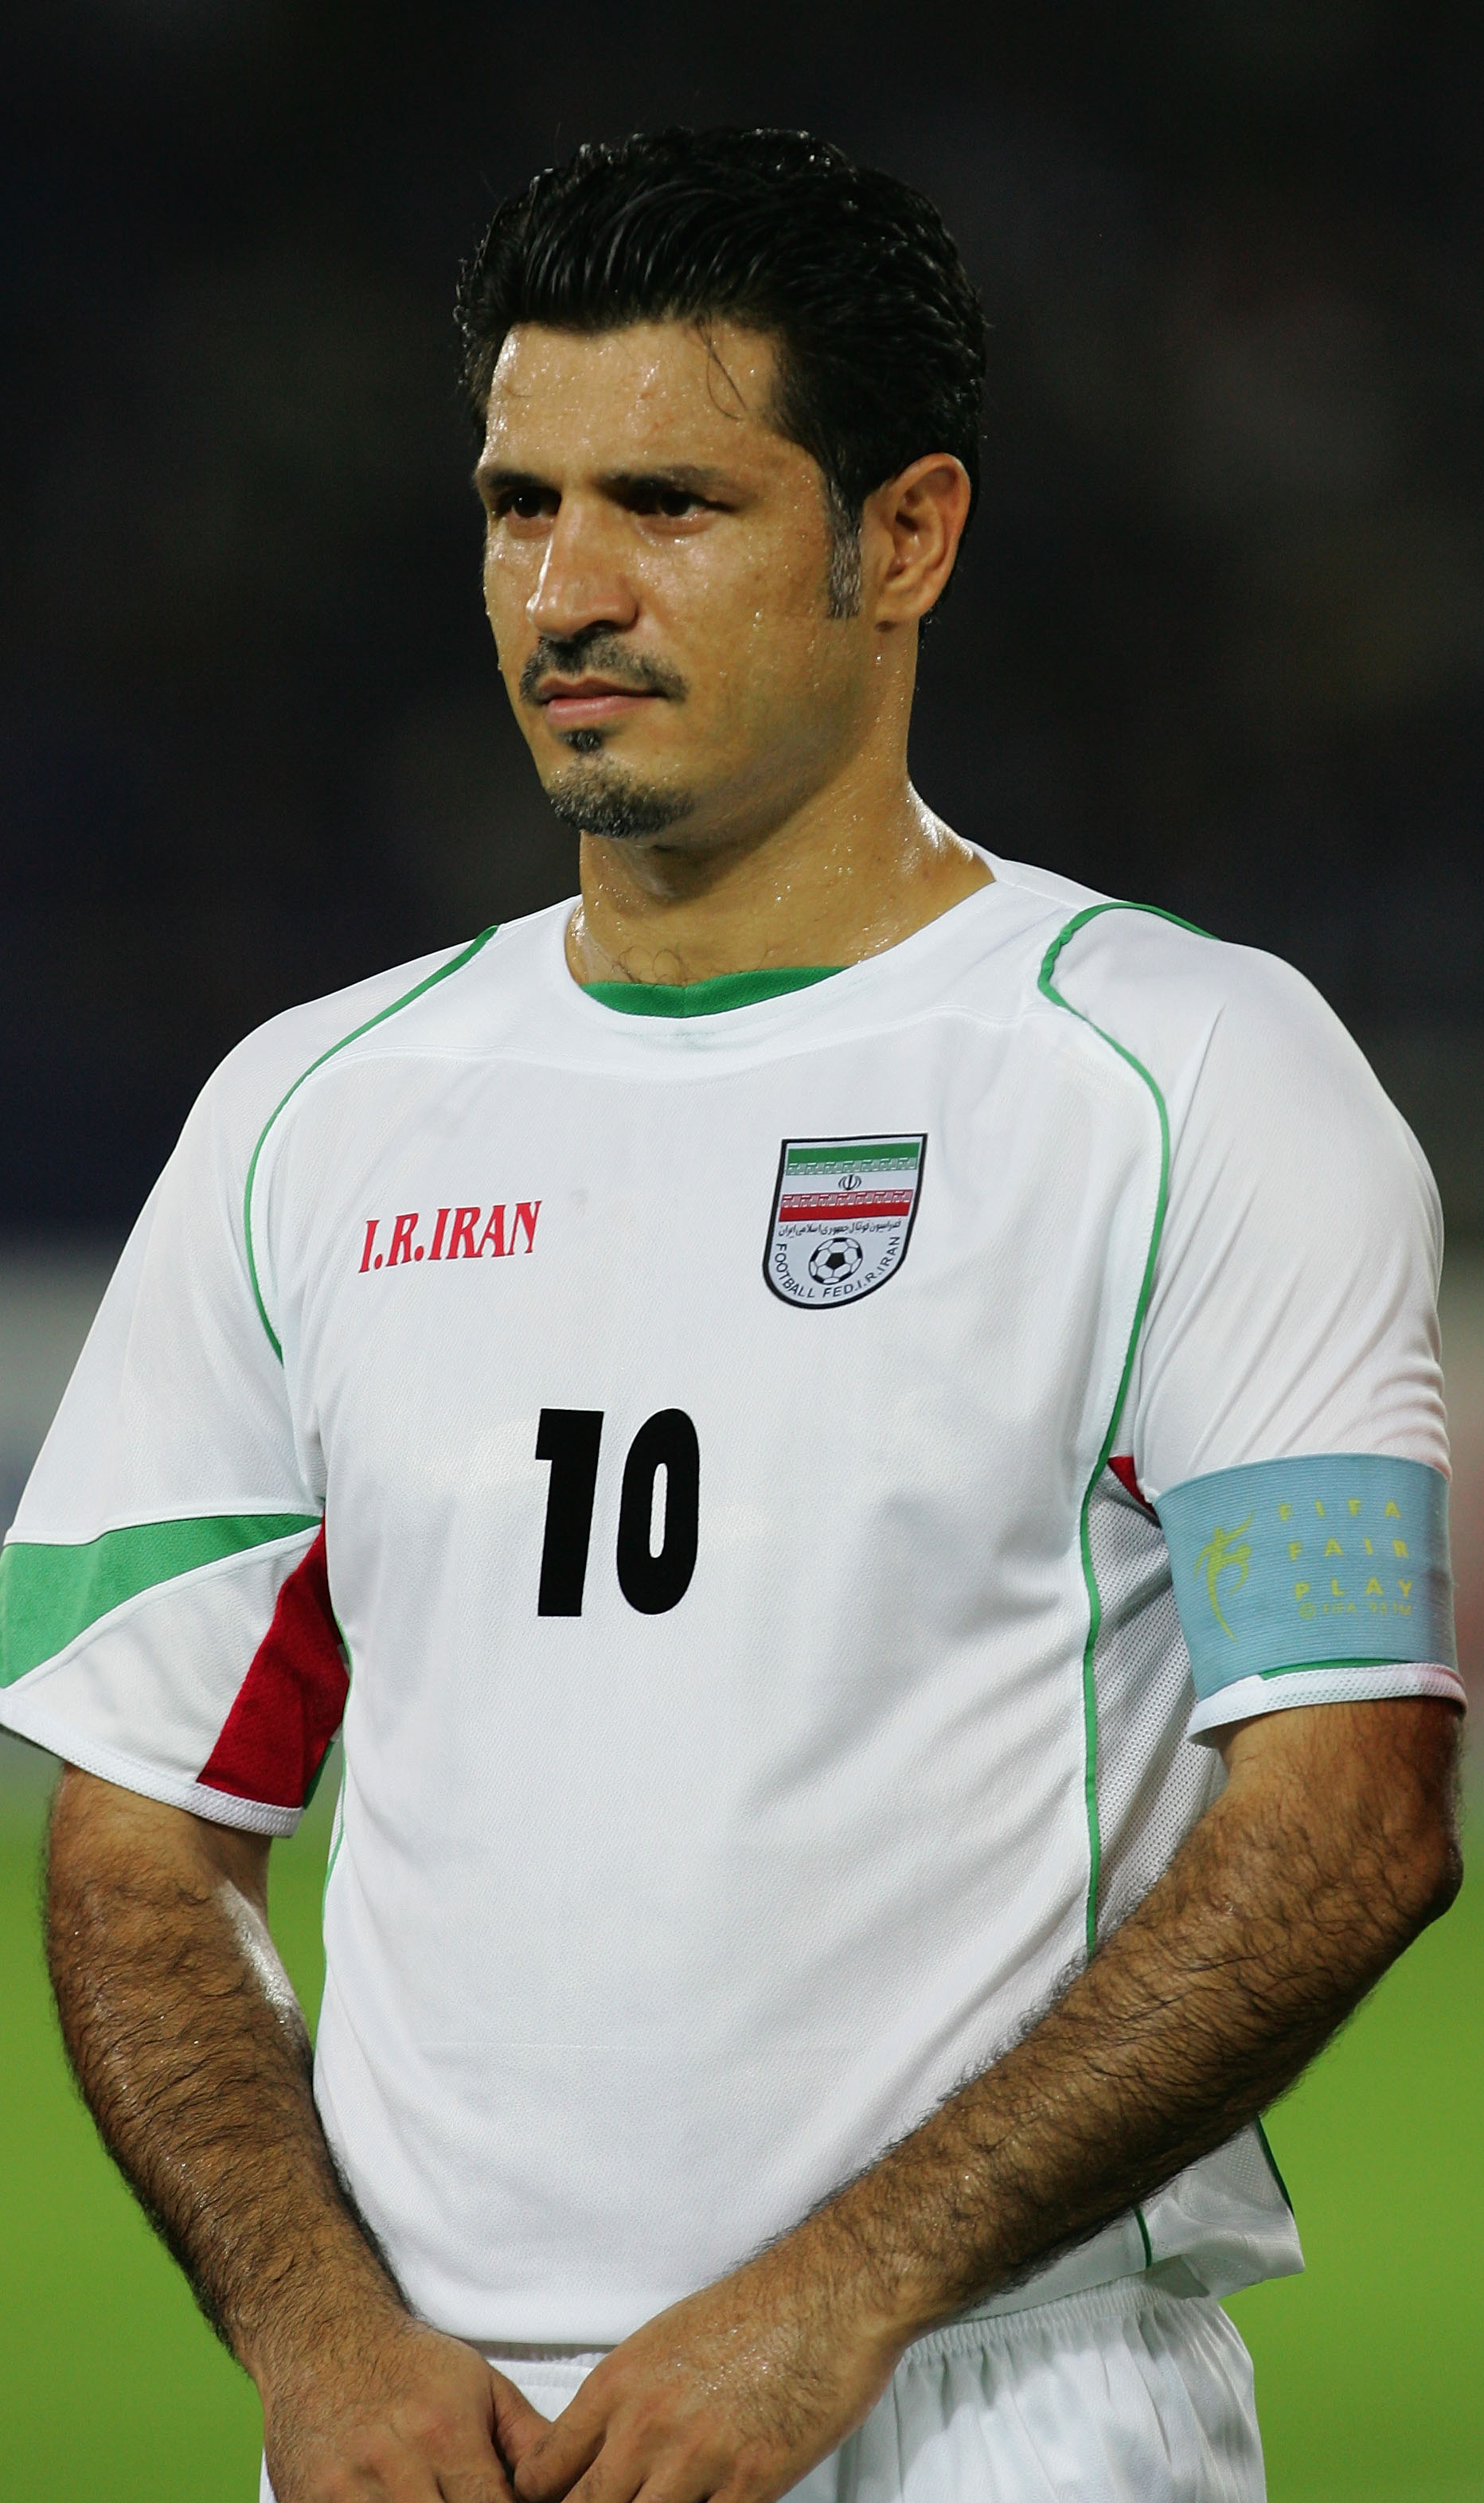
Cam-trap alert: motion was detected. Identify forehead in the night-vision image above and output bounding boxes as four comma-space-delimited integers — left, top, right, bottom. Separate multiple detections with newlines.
481, 318, 791, 472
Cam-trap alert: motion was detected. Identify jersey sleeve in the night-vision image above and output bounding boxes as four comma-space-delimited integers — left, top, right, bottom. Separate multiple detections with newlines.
1056, 911, 1463, 1740
0, 1045, 342, 1833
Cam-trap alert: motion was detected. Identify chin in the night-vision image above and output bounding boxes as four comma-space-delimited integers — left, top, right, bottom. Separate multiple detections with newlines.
543, 759, 694, 843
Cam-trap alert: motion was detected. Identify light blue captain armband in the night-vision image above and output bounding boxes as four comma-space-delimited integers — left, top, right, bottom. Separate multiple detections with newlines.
1156, 1454, 1456, 1701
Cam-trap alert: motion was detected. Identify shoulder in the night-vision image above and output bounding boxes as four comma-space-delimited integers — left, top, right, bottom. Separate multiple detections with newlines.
1029, 892, 1384, 1129
1034, 889, 1306, 1048
966, 857, 1255, 1059
1052, 908, 1443, 1327
228, 928, 502, 1090
985, 873, 1435, 1228
174, 928, 512, 1186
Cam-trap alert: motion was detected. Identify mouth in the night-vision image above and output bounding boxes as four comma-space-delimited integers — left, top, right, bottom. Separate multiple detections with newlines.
536, 675, 665, 731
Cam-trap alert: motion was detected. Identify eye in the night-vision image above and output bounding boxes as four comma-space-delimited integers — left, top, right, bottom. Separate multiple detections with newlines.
492, 485, 553, 521
628, 482, 710, 520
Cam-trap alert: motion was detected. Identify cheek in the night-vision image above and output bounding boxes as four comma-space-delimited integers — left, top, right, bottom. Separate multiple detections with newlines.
730, 585, 848, 717
482, 544, 506, 615
482, 536, 540, 619
482, 554, 532, 679
697, 547, 834, 711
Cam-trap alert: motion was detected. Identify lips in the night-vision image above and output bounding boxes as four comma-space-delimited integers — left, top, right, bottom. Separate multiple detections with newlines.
537, 676, 661, 729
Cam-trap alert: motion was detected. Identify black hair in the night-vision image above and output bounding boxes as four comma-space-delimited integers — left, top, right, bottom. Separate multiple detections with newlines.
455, 128, 986, 611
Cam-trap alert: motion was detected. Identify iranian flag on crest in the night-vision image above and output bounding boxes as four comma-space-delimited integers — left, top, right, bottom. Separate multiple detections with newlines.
763, 1134, 927, 1308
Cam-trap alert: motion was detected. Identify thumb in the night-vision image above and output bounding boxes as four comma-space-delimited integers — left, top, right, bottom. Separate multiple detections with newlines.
489, 2367, 553, 2474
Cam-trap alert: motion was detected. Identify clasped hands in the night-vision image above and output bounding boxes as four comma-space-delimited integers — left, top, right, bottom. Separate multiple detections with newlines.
262, 2228, 909, 2503
498, 2239, 907, 2503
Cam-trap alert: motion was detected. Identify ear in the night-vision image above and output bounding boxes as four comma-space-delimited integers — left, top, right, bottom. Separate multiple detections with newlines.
865, 455, 973, 626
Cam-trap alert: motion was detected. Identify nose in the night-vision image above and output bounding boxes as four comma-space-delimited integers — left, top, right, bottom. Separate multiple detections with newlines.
527, 498, 639, 642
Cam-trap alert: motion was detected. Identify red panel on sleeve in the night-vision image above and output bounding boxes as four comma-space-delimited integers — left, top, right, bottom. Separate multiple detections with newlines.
1108, 1454, 1155, 1512
199, 1526, 347, 1808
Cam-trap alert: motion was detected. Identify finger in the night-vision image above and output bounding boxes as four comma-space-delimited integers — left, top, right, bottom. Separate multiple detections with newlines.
581, 2423, 775, 2503
634, 2472, 735, 2503
514, 2396, 606, 2501
556, 2446, 647, 2503
566, 2436, 745, 2503
437, 2467, 519, 2503
382, 2430, 506, 2503
534, 2407, 756, 2503
489, 2371, 554, 2474
428, 2416, 521, 2503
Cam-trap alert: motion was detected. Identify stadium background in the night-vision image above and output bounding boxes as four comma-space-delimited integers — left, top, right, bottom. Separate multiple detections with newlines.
2, 2, 1479, 2493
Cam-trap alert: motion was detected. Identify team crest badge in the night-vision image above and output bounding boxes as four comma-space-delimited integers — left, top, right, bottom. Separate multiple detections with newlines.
763, 1134, 927, 1308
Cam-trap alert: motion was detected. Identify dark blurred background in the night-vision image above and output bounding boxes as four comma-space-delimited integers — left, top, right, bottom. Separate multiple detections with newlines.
2, 0, 1482, 1235
2, 26, 1482, 2491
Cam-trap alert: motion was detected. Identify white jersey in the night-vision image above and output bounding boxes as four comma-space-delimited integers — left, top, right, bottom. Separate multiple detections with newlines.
0, 854, 1460, 2346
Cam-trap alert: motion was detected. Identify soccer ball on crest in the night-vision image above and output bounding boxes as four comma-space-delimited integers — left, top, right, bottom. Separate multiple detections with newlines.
808, 1235, 865, 1285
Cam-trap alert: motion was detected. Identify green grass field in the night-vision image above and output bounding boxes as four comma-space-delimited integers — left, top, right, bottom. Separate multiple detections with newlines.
2, 1751, 1480, 2501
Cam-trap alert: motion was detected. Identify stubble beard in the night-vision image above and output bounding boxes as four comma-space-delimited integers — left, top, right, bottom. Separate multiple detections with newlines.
522, 630, 695, 841
542, 741, 696, 843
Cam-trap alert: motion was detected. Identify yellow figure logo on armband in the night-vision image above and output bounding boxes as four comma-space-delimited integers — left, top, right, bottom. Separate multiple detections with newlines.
1196, 1515, 1255, 1639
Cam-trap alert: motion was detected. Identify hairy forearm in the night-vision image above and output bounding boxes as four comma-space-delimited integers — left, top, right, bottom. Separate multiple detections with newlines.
45, 1770, 406, 2384
501, 1704, 1463, 2503
806, 1701, 1462, 2337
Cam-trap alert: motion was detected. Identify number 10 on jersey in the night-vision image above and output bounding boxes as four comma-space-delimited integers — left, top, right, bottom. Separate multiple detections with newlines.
535, 1408, 701, 1617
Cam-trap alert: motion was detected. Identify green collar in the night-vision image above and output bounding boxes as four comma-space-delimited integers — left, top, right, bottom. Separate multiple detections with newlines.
581, 965, 843, 1017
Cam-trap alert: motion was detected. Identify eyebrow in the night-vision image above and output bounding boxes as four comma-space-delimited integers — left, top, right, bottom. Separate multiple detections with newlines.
473, 459, 742, 502
472, 463, 545, 501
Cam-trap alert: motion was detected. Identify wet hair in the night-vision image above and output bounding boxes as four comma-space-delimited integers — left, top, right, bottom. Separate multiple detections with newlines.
455, 127, 986, 614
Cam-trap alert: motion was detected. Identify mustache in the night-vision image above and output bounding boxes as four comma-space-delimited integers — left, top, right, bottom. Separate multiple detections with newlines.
519, 628, 688, 707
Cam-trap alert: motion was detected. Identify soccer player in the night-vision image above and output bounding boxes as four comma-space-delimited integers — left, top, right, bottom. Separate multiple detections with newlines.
1, 130, 1464, 2503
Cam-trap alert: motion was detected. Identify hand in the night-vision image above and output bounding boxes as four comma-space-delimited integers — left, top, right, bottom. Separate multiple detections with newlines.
262, 2314, 551, 2501
513, 2236, 904, 2503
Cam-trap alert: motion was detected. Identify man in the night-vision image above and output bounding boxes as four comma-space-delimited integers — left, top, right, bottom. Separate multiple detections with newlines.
1, 128, 1463, 2502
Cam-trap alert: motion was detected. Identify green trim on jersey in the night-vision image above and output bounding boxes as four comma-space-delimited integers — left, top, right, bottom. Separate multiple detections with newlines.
582, 966, 842, 1017
323, 1766, 349, 1909
244, 927, 499, 1359
1038, 901, 1208, 1955
322, 1606, 354, 1904
0, 1513, 321, 1688
1259, 1654, 1415, 1680
1134, 2205, 1154, 2268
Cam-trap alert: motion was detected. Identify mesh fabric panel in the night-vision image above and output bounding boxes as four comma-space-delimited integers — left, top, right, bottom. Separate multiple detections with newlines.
1086, 1473, 1222, 1944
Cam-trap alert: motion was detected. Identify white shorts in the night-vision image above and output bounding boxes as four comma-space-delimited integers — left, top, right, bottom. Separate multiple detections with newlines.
260, 2278, 1264, 2501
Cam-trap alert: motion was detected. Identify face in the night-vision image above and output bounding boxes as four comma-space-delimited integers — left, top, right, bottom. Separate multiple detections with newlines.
475, 320, 877, 853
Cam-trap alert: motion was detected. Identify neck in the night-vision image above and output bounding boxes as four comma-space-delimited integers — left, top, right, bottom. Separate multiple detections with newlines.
564, 746, 992, 988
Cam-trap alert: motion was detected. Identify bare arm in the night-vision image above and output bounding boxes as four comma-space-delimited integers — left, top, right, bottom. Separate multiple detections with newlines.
45, 1769, 545, 2501
514, 1699, 1462, 2503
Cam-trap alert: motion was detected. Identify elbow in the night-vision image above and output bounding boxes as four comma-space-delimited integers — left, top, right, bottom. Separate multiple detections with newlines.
1413, 1822, 1463, 1932
1387, 1808, 1463, 1947
1374, 1698, 1467, 1950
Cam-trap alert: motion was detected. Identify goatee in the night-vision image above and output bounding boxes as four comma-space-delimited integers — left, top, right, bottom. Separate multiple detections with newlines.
544, 761, 694, 842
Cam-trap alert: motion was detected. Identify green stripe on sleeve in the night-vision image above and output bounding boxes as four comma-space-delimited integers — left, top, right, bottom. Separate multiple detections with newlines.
0, 1513, 321, 1688
1037, 900, 1199, 1954
244, 926, 498, 1359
